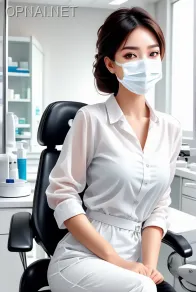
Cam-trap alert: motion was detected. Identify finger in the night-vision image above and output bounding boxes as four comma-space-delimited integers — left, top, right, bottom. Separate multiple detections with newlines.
156, 277, 164, 285
150, 270, 157, 279
152, 274, 161, 284
156, 278, 164, 285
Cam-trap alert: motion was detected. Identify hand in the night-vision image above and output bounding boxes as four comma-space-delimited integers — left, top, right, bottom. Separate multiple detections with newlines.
107, 254, 148, 276
144, 265, 164, 284
123, 261, 149, 276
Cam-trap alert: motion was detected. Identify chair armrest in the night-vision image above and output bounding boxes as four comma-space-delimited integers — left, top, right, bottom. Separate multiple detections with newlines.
162, 230, 192, 258
8, 212, 33, 252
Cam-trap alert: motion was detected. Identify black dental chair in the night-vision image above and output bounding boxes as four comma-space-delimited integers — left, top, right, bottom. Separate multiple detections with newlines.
7, 101, 193, 292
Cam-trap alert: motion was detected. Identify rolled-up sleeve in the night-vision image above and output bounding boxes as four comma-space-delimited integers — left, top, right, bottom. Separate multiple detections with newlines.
142, 123, 182, 238
46, 108, 94, 229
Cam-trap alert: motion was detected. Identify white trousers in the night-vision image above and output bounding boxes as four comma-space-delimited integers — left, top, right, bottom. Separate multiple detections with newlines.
47, 211, 157, 292
48, 256, 157, 292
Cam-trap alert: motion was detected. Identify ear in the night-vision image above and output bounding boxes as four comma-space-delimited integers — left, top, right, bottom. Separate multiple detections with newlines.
104, 56, 116, 74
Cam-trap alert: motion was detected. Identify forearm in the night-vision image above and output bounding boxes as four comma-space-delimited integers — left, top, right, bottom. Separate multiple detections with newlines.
65, 214, 125, 266
142, 226, 163, 268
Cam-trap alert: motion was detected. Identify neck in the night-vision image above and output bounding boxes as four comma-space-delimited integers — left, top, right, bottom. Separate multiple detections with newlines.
115, 84, 149, 120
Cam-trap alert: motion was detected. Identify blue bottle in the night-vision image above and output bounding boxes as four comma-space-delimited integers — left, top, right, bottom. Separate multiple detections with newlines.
17, 142, 27, 180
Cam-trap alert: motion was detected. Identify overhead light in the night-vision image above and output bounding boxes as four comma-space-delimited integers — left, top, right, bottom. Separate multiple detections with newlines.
109, 0, 129, 5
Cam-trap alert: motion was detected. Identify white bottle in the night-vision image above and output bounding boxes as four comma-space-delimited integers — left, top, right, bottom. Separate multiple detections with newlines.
6, 112, 16, 148
8, 152, 18, 180
6, 112, 18, 180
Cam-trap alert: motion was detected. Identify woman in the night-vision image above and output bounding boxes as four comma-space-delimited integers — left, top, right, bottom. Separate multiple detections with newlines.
46, 7, 181, 292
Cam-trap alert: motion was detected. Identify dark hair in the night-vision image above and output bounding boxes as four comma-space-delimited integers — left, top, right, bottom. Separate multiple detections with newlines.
93, 7, 165, 95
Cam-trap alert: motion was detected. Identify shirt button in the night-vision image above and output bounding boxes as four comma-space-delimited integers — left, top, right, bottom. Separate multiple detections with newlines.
146, 164, 149, 167
144, 181, 148, 185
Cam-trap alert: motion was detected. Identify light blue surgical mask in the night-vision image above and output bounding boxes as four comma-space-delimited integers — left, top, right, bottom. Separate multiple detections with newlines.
115, 58, 162, 95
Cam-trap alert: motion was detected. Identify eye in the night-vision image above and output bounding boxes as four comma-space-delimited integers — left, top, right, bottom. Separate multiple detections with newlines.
150, 51, 160, 57
123, 53, 137, 60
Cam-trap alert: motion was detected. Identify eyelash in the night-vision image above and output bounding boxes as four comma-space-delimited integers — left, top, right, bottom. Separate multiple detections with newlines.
124, 51, 160, 59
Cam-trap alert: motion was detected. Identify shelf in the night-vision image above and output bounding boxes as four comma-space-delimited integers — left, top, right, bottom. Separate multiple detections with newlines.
8, 99, 31, 102
8, 72, 30, 77
16, 135, 31, 139
0, 36, 31, 42
16, 124, 30, 128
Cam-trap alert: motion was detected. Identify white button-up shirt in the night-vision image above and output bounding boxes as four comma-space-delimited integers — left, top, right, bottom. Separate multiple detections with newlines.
46, 94, 182, 241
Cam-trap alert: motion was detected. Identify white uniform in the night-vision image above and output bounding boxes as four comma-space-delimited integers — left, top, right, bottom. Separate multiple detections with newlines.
46, 94, 182, 292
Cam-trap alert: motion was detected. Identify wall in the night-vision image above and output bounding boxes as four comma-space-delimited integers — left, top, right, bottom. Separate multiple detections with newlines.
154, 0, 172, 113
0, 2, 156, 109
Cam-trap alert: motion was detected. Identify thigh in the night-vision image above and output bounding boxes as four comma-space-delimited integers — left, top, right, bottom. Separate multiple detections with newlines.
156, 281, 176, 292
48, 257, 157, 292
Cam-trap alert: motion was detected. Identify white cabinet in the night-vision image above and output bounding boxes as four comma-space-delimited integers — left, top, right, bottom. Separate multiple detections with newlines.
0, 202, 46, 292
0, 36, 44, 152
181, 178, 196, 216
0, 234, 24, 292
170, 175, 196, 215
0, 207, 31, 292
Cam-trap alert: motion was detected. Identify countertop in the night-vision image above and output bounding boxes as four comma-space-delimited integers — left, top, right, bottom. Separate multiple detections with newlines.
175, 167, 196, 181
168, 207, 196, 241
0, 192, 34, 208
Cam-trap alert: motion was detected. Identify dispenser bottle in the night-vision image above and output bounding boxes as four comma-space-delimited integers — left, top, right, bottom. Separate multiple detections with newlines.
17, 142, 27, 180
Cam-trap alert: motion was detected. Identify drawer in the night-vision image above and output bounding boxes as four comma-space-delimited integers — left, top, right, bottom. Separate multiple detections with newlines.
182, 178, 196, 199
182, 196, 196, 216
0, 208, 32, 234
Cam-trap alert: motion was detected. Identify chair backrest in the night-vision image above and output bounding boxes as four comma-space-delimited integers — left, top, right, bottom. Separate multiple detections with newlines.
31, 101, 87, 256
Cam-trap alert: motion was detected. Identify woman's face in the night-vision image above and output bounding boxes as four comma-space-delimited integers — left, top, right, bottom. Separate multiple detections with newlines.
105, 26, 161, 80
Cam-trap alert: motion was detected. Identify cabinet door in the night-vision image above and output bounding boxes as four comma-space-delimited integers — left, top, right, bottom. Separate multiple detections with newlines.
0, 234, 23, 292
170, 176, 182, 210
182, 196, 196, 216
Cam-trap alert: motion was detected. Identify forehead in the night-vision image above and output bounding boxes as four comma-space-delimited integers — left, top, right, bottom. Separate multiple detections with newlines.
119, 26, 159, 49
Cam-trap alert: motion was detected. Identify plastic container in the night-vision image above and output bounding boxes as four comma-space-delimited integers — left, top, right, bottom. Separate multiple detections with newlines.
14, 94, 20, 100
18, 117, 26, 124
176, 160, 188, 168
19, 61, 29, 69
17, 142, 27, 180
8, 89, 14, 100
0, 179, 31, 198
189, 163, 196, 172
27, 88, 31, 99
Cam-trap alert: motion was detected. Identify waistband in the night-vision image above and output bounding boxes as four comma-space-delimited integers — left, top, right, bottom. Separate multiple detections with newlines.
86, 210, 142, 233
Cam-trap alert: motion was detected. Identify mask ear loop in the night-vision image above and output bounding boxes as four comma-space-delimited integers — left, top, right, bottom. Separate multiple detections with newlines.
115, 60, 123, 67
114, 60, 125, 80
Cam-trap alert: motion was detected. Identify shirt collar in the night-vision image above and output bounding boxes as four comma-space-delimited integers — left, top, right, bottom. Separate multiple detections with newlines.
105, 94, 159, 124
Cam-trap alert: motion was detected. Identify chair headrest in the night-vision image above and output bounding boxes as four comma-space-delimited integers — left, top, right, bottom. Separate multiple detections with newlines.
37, 101, 87, 147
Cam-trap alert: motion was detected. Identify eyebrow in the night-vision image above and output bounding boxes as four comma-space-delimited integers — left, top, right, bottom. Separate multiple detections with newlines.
121, 44, 160, 51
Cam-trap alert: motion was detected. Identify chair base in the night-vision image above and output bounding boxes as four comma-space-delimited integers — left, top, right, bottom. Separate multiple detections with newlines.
20, 258, 51, 292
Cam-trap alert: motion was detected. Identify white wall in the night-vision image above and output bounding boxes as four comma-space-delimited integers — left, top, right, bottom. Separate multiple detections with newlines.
154, 0, 172, 113
0, 3, 156, 109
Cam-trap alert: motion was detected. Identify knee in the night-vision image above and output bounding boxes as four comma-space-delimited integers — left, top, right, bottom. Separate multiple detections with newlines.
141, 277, 157, 292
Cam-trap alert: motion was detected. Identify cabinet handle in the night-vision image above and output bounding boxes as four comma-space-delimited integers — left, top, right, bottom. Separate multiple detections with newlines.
185, 183, 196, 189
